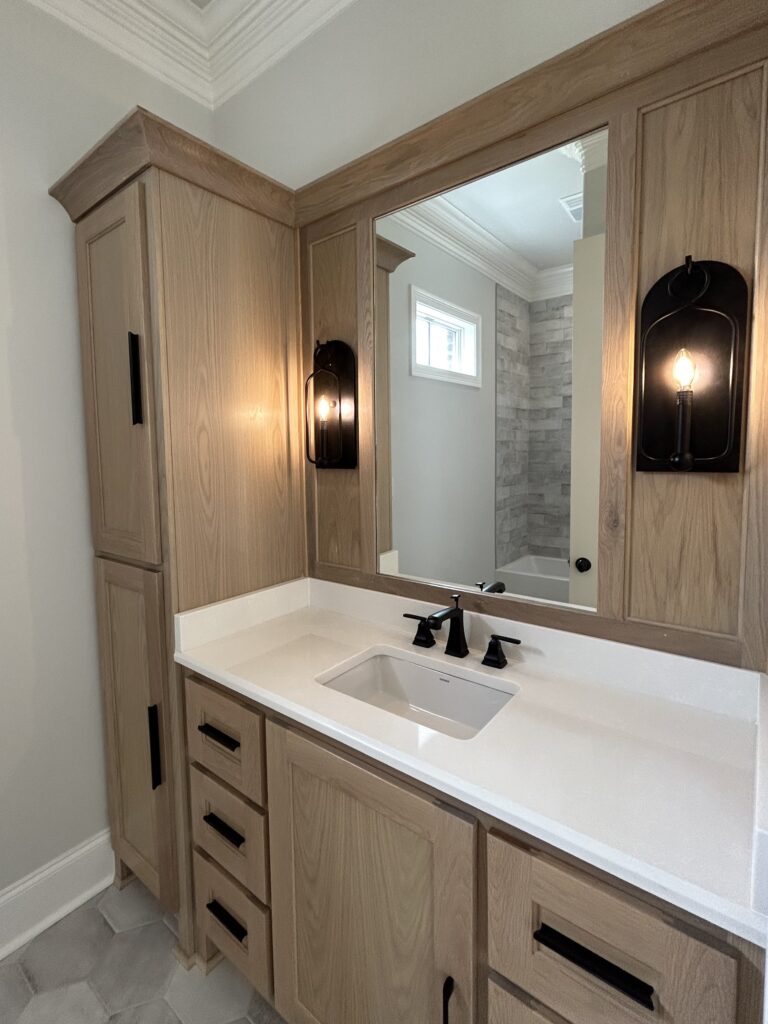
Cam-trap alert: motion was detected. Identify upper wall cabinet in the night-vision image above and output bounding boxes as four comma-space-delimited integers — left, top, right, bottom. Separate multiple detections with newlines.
76, 182, 162, 564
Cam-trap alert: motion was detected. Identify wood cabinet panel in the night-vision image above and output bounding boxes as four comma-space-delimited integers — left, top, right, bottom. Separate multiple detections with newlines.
628, 68, 765, 635
95, 558, 176, 906
185, 677, 265, 805
156, 173, 305, 611
75, 184, 162, 564
308, 229, 366, 570
267, 722, 475, 1024
487, 833, 738, 1024
488, 981, 552, 1024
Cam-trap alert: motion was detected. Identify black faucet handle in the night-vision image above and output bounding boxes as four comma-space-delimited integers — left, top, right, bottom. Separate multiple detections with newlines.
451, 593, 462, 608
403, 613, 437, 648
482, 634, 521, 669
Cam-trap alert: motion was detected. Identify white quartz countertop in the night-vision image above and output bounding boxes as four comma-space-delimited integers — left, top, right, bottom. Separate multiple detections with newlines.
175, 580, 767, 947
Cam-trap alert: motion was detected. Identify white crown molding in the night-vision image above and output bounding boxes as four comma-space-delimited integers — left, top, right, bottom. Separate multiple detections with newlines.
389, 197, 572, 303
22, 0, 360, 109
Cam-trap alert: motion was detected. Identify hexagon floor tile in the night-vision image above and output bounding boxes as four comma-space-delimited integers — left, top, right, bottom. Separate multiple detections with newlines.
0, 962, 34, 1024
98, 880, 164, 933
21, 900, 114, 991
16, 981, 108, 1024
108, 1000, 181, 1023
89, 920, 176, 1014
165, 959, 253, 1024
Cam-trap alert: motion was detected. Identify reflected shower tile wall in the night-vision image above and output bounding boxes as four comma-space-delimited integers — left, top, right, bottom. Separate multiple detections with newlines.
495, 285, 529, 568
529, 295, 572, 559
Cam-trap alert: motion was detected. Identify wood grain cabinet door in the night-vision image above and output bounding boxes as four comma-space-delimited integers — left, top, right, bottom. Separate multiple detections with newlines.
266, 723, 476, 1024
76, 182, 161, 564
95, 557, 176, 908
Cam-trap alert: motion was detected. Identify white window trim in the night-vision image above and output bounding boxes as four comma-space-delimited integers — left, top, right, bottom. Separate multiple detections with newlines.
410, 286, 482, 387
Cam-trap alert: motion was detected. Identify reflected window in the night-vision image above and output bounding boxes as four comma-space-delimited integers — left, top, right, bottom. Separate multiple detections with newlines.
411, 287, 481, 386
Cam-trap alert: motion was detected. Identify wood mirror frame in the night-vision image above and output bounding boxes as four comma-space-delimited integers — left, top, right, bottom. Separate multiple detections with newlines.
299, 0, 768, 671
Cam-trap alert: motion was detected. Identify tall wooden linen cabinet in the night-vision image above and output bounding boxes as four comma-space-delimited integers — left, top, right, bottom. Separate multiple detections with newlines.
51, 110, 306, 953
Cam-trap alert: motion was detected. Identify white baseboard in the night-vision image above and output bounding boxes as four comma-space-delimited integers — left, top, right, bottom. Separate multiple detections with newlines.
0, 829, 113, 961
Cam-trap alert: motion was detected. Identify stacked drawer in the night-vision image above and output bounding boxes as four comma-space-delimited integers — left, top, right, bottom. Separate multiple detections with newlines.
185, 676, 272, 998
486, 833, 738, 1024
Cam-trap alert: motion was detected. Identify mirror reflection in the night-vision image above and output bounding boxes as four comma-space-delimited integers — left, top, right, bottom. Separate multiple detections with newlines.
375, 129, 608, 609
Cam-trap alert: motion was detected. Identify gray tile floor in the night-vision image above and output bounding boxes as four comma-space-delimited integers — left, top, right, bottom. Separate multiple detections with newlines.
0, 880, 285, 1024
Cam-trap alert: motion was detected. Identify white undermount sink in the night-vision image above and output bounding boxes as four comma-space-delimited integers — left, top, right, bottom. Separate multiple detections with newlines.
317, 647, 517, 739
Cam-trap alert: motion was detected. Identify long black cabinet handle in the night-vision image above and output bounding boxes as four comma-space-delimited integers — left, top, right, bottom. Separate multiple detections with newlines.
197, 722, 240, 752
203, 812, 246, 850
442, 976, 454, 1024
147, 704, 161, 790
533, 924, 655, 1011
206, 900, 247, 944
128, 332, 143, 425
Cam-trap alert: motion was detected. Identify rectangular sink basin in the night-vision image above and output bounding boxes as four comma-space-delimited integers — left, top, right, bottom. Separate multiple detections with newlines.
318, 647, 517, 739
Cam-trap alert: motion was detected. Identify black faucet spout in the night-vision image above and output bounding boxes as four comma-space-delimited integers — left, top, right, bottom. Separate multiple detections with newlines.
427, 594, 469, 658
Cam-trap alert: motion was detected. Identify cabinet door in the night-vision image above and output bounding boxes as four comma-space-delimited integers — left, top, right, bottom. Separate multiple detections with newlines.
76, 183, 161, 563
95, 557, 176, 907
267, 723, 475, 1024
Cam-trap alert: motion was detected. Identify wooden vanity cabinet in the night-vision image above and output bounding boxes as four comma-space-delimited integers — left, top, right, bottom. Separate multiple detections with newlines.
53, 109, 306, 947
266, 721, 476, 1024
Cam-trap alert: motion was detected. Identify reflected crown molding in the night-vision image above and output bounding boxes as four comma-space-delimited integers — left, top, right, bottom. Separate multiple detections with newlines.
389, 196, 573, 302
22, 0, 361, 108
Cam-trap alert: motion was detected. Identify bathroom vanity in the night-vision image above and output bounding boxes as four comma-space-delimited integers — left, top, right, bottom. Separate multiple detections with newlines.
48, 0, 768, 1019
173, 579, 765, 1023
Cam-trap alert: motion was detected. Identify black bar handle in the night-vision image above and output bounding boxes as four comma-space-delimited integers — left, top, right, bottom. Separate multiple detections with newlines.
203, 812, 246, 850
128, 332, 143, 425
147, 704, 161, 790
198, 722, 240, 752
206, 900, 247, 944
533, 924, 655, 1011
442, 976, 454, 1024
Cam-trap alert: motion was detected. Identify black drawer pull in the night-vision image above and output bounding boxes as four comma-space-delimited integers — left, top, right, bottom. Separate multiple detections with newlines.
203, 812, 245, 849
147, 704, 161, 790
198, 722, 240, 752
533, 924, 655, 1011
442, 976, 454, 1024
206, 899, 247, 944
128, 332, 143, 425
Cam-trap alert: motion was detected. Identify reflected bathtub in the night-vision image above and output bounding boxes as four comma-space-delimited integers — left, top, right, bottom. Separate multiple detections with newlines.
496, 554, 569, 603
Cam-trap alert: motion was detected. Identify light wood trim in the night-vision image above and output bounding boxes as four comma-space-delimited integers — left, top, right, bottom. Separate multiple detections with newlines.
94, 558, 177, 908
488, 979, 560, 1024
596, 110, 638, 619
50, 107, 295, 225
75, 182, 163, 565
189, 766, 268, 905
156, 172, 305, 610
740, 65, 768, 666
267, 720, 476, 1024
295, 0, 768, 224
185, 676, 265, 806
487, 833, 738, 1024
193, 850, 272, 998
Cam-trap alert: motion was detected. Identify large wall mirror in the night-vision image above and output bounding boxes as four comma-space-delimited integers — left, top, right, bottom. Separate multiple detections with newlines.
374, 129, 608, 610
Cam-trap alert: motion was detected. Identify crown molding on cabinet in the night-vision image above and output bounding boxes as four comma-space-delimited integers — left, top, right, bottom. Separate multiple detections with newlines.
388, 196, 573, 302
22, 0, 360, 108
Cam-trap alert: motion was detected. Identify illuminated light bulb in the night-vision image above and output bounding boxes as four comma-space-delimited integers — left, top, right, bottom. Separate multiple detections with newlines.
672, 348, 696, 391
317, 395, 331, 422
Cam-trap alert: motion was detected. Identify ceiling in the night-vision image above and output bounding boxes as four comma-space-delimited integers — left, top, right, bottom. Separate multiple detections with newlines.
22, 0, 362, 107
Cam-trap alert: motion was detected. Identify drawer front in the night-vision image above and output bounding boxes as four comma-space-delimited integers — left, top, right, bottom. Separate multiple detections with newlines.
194, 851, 272, 999
186, 677, 264, 804
488, 980, 550, 1024
487, 834, 738, 1024
190, 766, 268, 903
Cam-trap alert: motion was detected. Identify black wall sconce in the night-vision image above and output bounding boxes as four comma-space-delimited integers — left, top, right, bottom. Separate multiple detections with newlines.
634, 255, 749, 472
305, 339, 357, 469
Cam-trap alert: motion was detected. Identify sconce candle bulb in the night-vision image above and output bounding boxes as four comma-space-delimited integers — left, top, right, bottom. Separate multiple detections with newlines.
672, 347, 696, 391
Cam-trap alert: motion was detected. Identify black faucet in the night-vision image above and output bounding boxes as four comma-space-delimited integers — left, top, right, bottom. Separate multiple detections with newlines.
477, 580, 506, 594
426, 594, 469, 658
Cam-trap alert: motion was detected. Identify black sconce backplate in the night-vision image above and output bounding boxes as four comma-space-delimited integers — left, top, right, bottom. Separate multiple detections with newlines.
634, 258, 749, 472
305, 339, 358, 469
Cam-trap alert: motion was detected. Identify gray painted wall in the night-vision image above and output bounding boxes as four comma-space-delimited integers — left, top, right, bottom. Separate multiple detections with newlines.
377, 219, 496, 588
